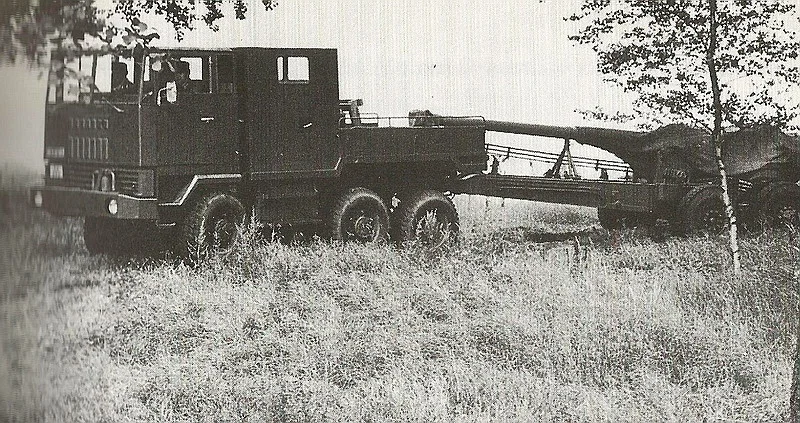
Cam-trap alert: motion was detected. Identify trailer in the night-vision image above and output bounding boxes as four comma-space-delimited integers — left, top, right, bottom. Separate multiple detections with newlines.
410, 113, 800, 232
30, 47, 799, 259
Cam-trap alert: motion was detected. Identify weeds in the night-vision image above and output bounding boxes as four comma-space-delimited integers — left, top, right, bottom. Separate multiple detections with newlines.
0, 192, 798, 422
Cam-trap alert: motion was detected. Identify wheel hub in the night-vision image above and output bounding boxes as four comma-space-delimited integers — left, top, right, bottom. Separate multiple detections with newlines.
700, 208, 726, 232
415, 210, 450, 248
352, 213, 376, 239
210, 216, 236, 250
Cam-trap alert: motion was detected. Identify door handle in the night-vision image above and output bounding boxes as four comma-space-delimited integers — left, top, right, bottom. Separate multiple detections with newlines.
200, 117, 215, 122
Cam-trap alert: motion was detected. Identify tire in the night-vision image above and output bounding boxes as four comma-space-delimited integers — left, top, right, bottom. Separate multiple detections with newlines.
176, 192, 245, 261
328, 187, 389, 243
758, 183, 800, 229
393, 190, 459, 249
678, 185, 726, 234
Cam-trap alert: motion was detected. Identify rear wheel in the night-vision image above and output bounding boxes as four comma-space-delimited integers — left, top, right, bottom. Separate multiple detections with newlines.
176, 192, 245, 261
678, 185, 727, 234
393, 190, 459, 249
328, 187, 390, 243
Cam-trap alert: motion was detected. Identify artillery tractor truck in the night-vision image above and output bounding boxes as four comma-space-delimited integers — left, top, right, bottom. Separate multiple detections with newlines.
30, 47, 800, 259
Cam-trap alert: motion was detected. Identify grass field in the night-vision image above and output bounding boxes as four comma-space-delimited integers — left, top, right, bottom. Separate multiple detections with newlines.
1, 188, 798, 422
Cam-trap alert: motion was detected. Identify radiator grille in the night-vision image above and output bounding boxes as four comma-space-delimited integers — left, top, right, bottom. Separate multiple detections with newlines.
69, 136, 109, 162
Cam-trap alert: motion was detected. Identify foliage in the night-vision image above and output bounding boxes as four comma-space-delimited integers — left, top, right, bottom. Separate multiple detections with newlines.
0, 0, 277, 65
569, 0, 800, 130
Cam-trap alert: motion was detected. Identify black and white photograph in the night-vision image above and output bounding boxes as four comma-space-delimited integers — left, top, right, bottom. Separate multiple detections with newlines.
2, 0, 800, 421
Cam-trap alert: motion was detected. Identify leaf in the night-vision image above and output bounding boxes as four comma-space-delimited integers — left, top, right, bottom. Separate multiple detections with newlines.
570, 0, 800, 129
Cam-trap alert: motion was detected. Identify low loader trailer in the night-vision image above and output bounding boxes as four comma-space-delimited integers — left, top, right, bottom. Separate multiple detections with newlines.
446, 117, 800, 232
30, 47, 799, 259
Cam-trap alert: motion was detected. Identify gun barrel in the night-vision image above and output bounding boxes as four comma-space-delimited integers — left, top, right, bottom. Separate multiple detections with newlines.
411, 112, 649, 173
483, 120, 644, 144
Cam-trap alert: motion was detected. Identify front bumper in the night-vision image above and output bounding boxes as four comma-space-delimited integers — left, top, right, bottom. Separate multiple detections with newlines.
30, 185, 158, 219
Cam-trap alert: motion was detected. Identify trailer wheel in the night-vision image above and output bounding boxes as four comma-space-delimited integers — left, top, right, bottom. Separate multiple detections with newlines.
177, 192, 245, 261
393, 190, 459, 249
758, 183, 800, 229
678, 185, 726, 234
328, 187, 390, 243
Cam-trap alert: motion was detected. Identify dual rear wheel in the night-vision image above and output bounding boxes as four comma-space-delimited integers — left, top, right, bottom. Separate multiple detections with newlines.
756, 183, 800, 229
327, 187, 459, 248
676, 183, 800, 234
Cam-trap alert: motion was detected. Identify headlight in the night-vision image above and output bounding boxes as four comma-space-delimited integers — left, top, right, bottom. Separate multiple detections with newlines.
107, 198, 118, 215
48, 163, 63, 179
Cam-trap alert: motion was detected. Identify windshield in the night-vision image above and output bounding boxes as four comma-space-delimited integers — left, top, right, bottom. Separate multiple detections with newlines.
47, 52, 147, 104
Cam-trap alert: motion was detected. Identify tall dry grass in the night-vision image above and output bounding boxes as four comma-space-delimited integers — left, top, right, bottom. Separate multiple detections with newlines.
1, 192, 798, 422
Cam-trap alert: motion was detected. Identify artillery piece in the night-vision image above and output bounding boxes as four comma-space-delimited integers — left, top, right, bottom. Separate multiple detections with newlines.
411, 110, 800, 231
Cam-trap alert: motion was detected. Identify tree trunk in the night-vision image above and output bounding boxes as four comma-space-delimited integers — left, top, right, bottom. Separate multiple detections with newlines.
792, 258, 800, 420
792, 319, 800, 421
706, 0, 741, 276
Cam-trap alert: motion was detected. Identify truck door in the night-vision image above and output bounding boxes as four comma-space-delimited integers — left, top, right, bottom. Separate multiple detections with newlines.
155, 54, 239, 174
243, 49, 340, 177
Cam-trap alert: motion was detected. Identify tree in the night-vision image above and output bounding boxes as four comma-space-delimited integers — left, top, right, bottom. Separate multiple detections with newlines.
705, 0, 740, 275
569, 0, 800, 275
0, 0, 277, 65
569, 0, 800, 131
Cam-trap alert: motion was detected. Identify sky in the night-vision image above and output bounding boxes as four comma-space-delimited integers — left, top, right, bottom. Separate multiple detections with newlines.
0, 0, 636, 174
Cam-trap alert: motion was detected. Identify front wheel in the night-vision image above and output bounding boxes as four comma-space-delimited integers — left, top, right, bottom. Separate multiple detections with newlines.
328, 187, 390, 243
176, 192, 245, 261
393, 190, 459, 249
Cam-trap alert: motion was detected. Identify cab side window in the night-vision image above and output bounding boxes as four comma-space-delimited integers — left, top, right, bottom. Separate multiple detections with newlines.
175, 56, 212, 93
277, 56, 310, 83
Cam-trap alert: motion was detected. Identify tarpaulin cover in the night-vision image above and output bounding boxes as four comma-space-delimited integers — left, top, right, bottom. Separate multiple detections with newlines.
578, 124, 800, 181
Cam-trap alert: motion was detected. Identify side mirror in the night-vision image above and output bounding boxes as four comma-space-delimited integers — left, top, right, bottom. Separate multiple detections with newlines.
156, 81, 177, 106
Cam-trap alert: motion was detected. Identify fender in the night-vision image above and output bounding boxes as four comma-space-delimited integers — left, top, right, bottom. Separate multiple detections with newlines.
159, 174, 242, 207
